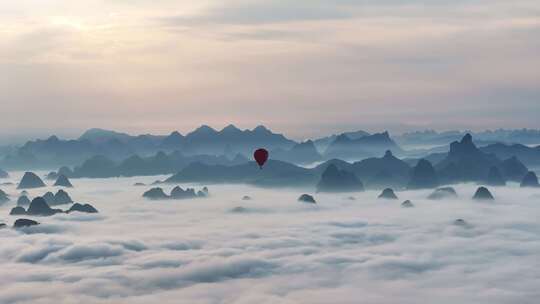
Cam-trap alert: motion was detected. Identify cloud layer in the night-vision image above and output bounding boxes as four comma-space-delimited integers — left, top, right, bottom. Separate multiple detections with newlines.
0, 172, 539, 303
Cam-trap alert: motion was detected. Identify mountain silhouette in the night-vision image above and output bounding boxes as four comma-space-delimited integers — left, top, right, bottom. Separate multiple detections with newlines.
181, 124, 295, 156
473, 187, 494, 201
427, 187, 458, 200
308, 151, 411, 190
351, 150, 411, 189
26, 197, 63, 216
165, 160, 317, 187
67, 203, 98, 213
435, 134, 528, 183
378, 188, 398, 199
71, 151, 247, 178
17, 172, 46, 189
298, 194, 316, 203
0, 125, 296, 170
54, 174, 73, 187
407, 159, 438, 189
17, 195, 31, 206
13, 219, 39, 228
324, 132, 403, 161
160, 131, 184, 149
79, 128, 133, 144
481, 143, 540, 167
143, 187, 169, 200
272, 140, 322, 164
499, 156, 529, 181
316, 164, 364, 192
313, 130, 370, 152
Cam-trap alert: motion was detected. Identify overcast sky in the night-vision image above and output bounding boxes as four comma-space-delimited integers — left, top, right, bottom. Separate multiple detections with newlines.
1, 0, 539, 141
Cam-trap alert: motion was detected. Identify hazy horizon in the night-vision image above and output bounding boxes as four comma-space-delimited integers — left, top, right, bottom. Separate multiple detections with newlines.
3, 123, 540, 146
2, 0, 540, 141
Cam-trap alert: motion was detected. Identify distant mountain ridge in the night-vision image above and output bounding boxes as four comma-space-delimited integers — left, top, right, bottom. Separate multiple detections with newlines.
39, 132, 532, 194
163, 149, 413, 190
480, 143, 540, 166
68, 151, 248, 178
324, 131, 403, 160
434, 134, 528, 183
3, 125, 539, 171
79, 128, 137, 144
0, 125, 296, 169
397, 129, 540, 147
160, 134, 531, 190
313, 130, 370, 152
179, 124, 296, 155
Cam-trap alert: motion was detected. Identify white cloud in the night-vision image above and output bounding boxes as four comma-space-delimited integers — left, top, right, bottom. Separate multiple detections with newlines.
0, 173, 539, 303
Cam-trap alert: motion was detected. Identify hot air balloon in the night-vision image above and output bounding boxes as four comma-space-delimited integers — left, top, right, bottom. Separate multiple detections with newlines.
253, 148, 269, 169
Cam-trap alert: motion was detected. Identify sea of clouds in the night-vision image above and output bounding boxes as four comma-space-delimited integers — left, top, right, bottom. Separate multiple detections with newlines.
1, 171, 539, 304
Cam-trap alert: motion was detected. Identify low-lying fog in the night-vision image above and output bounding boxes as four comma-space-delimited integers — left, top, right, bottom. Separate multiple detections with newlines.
1, 172, 539, 304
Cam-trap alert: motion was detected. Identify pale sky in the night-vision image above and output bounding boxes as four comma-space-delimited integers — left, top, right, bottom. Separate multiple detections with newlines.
1, 0, 539, 141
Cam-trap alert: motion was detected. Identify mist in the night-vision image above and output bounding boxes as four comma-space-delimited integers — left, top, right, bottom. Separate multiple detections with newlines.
1, 171, 539, 303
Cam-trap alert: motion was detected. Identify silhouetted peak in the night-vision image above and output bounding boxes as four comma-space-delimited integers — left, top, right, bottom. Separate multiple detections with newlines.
384, 150, 393, 158
143, 187, 169, 200
461, 133, 473, 144
10, 206, 26, 215
17, 172, 46, 189
408, 159, 438, 189
53, 189, 73, 205
68, 203, 98, 214
17, 195, 31, 206
192, 125, 217, 134
473, 187, 494, 200
335, 134, 351, 143
368, 132, 393, 141
162, 131, 183, 147
54, 174, 73, 188
428, 187, 458, 200
378, 188, 398, 200
79, 128, 131, 142
168, 131, 183, 138
298, 194, 316, 203
13, 219, 39, 228
46, 135, 60, 142
27, 197, 61, 216
449, 133, 478, 156
317, 164, 364, 193
401, 200, 414, 208
221, 124, 241, 133
253, 125, 271, 134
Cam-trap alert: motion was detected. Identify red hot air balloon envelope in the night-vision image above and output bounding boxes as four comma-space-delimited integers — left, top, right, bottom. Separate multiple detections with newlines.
254, 148, 269, 169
